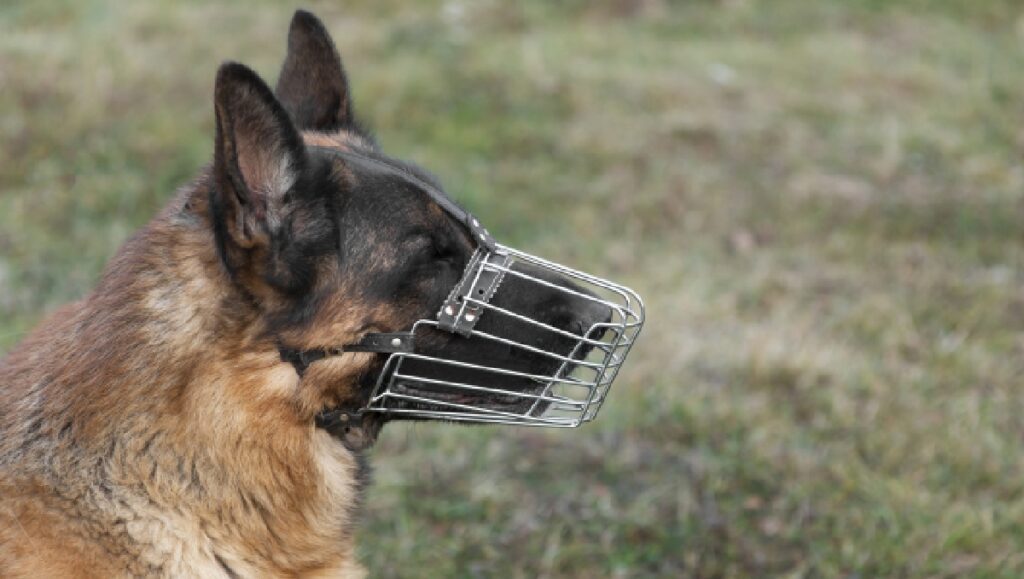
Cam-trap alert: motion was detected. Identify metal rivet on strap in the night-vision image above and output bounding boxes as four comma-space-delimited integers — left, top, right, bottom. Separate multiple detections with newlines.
465, 313, 476, 322
444, 305, 455, 316
390, 337, 402, 347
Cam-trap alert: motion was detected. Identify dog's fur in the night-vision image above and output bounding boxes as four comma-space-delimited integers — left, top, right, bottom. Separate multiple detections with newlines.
0, 10, 604, 577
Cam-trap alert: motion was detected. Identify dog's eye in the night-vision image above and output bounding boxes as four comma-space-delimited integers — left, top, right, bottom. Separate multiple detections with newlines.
432, 239, 458, 264
399, 231, 460, 273
402, 234, 455, 266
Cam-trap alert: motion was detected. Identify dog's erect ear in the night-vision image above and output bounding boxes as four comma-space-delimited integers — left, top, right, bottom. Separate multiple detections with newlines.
213, 62, 305, 250
275, 10, 354, 131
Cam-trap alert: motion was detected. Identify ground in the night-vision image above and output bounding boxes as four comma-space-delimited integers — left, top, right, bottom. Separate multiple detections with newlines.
1, 1, 1022, 576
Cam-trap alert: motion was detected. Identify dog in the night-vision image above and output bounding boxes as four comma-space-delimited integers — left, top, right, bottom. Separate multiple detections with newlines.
0, 10, 611, 577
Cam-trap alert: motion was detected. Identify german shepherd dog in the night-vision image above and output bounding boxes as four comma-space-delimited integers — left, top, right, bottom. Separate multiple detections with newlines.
0, 9, 610, 578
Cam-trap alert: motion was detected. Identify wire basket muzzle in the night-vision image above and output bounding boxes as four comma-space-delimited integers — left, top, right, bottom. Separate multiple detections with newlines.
366, 245, 644, 427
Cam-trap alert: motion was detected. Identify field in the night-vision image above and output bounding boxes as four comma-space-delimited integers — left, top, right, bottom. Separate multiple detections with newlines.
2, 1, 1022, 576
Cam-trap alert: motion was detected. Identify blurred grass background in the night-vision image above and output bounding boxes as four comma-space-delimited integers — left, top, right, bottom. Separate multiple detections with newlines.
2, 0, 1023, 576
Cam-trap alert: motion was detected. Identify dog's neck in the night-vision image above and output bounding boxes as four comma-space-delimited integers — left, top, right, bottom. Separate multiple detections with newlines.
0, 182, 370, 576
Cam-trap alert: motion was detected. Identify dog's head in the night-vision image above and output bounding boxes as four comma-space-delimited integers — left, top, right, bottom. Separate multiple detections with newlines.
207, 11, 611, 438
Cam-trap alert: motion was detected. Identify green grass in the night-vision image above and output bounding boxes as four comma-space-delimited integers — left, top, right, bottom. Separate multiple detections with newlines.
2, 1, 1023, 576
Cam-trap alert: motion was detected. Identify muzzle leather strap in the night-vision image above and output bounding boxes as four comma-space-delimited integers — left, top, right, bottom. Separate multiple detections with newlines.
316, 147, 498, 252
279, 331, 414, 377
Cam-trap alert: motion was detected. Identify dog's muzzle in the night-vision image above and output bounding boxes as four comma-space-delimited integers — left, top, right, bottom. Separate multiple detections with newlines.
281, 147, 644, 428
365, 245, 644, 427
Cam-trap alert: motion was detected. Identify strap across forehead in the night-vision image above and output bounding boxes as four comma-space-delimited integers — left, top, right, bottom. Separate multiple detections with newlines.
310, 146, 497, 252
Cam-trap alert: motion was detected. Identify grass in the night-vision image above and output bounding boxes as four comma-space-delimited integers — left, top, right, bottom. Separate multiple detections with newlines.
2, 0, 1023, 576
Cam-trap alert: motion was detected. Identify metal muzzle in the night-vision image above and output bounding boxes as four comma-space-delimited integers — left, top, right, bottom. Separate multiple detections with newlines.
365, 244, 645, 427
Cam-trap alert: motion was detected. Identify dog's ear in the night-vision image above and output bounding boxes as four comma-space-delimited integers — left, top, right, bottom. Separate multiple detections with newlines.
213, 62, 305, 250
275, 10, 354, 131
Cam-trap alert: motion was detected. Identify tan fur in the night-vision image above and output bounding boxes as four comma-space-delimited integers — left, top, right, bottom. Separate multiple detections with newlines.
0, 170, 373, 577
302, 132, 353, 150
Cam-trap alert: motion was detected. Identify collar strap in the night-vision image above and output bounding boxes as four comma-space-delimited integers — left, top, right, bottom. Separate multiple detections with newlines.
315, 407, 362, 433
279, 331, 414, 376
315, 408, 377, 451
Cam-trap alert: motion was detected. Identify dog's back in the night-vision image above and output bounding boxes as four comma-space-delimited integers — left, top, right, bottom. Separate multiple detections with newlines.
0, 299, 119, 577
0, 219, 225, 576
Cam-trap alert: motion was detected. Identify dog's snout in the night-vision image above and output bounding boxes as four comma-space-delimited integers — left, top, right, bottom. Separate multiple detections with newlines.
571, 295, 614, 339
